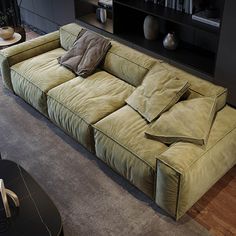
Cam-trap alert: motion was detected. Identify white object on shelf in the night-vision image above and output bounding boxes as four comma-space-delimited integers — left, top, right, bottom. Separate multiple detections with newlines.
165, 0, 167, 7
192, 12, 220, 28
189, 0, 193, 14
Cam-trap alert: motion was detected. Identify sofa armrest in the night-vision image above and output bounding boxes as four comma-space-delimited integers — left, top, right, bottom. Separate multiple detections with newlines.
0, 31, 60, 91
155, 105, 236, 220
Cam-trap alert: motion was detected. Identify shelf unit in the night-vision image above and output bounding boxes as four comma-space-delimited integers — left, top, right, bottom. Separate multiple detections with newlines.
114, 0, 220, 35
74, 0, 236, 106
113, 0, 222, 77
75, 0, 113, 33
116, 31, 215, 76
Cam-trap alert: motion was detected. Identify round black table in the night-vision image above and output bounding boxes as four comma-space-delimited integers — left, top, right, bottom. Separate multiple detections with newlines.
0, 160, 63, 236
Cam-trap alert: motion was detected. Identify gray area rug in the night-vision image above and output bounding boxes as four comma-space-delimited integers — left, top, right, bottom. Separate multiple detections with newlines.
0, 79, 210, 236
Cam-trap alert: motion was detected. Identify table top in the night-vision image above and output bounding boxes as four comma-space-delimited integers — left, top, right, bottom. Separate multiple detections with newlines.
0, 160, 63, 236
0, 33, 22, 47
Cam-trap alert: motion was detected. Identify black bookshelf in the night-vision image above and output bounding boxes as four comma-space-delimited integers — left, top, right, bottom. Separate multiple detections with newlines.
113, 0, 220, 77
116, 31, 215, 76
75, 0, 236, 106
114, 0, 220, 35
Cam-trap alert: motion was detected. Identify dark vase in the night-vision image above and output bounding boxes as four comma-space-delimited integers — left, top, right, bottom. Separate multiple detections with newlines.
163, 32, 178, 50
143, 15, 159, 40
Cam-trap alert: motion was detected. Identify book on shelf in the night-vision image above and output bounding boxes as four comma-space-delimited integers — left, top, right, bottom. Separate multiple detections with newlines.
184, 0, 189, 14
165, 0, 192, 14
189, 0, 192, 14
154, 0, 165, 5
172, 0, 176, 9
192, 11, 220, 27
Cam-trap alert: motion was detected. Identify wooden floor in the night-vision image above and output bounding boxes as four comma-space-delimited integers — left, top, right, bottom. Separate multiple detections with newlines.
24, 27, 236, 236
188, 165, 236, 236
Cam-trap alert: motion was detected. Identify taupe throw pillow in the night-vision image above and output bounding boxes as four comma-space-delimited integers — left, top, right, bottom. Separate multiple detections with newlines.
145, 97, 217, 145
58, 29, 111, 78
126, 70, 190, 122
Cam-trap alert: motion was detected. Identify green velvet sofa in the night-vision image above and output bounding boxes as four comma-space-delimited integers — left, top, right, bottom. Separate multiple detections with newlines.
1, 23, 235, 220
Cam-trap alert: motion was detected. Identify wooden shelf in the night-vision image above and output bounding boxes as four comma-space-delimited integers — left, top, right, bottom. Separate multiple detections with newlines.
114, 0, 220, 35
79, 13, 113, 33
116, 32, 215, 76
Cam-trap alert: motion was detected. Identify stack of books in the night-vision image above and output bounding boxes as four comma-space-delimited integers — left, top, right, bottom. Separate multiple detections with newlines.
165, 0, 193, 14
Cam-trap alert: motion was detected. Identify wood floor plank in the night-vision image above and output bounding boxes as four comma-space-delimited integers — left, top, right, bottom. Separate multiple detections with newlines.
188, 166, 236, 236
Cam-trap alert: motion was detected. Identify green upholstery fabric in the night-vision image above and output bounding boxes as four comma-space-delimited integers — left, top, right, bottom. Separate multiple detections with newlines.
101, 41, 156, 87
47, 71, 134, 152
11, 48, 75, 115
158, 62, 227, 111
0, 31, 60, 91
146, 97, 217, 145
1, 23, 235, 221
59, 23, 82, 51
126, 70, 190, 122
94, 105, 168, 198
156, 105, 236, 219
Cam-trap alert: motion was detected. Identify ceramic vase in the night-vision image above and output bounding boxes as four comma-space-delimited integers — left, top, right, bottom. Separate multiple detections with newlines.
163, 32, 178, 50
96, 8, 107, 24
0, 26, 14, 40
143, 15, 159, 40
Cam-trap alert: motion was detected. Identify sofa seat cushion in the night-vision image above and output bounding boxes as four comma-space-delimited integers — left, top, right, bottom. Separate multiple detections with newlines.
10, 48, 75, 115
47, 71, 134, 152
94, 105, 168, 198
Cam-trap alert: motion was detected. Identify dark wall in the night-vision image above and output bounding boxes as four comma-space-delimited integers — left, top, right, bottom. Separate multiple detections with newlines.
215, 0, 236, 106
18, 0, 75, 33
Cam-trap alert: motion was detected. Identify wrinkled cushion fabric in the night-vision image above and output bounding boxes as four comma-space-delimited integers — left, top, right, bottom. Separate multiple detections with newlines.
156, 105, 236, 219
58, 29, 111, 78
94, 105, 168, 198
0, 31, 60, 91
159, 62, 227, 111
126, 70, 190, 122
146, 97, 217, 145
47, 71, 134, 152
101, 41, 156, 87
10, 48, 76, 115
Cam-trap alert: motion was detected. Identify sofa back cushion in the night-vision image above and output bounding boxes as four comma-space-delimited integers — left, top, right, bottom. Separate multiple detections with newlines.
59, 23, 156, 87
101, 41, 156, 87
59, 23, 82, 51
59, 23, 227, 110
147, 63, 227, 111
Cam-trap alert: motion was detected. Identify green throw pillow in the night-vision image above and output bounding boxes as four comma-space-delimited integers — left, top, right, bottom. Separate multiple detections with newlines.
126, 70, 190, 122
145, 97, 217, 145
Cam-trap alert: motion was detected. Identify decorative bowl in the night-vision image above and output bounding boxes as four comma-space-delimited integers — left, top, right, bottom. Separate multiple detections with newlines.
0, 26, 14, 40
